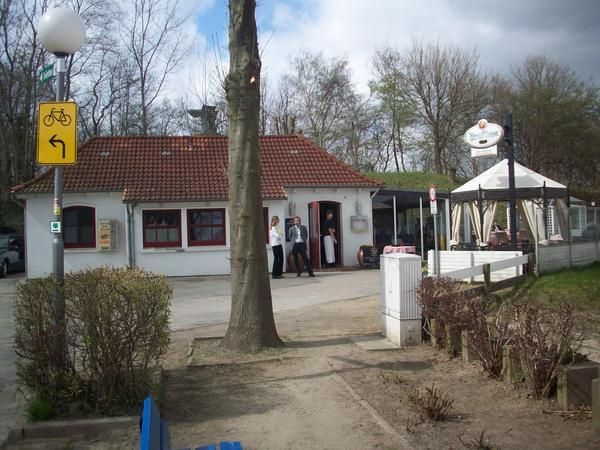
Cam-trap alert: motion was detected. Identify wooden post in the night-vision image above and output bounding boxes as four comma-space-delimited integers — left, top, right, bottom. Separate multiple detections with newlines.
528, 252, 536, 276
593, 378, 600, 425
483, 263, 491, 294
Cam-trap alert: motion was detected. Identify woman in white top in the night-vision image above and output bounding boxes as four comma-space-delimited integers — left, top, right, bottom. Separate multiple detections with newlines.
269, 215, 284, 279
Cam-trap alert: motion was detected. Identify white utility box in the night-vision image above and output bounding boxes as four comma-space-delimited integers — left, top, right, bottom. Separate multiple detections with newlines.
380, 253, 422, 347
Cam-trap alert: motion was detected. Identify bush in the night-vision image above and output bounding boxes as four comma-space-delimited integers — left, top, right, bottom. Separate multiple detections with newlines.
468, 303, 513, 379
14, 267, 172, 416
509, 302, 580, 399
417, 276, 481, 354
407, 383, 454, 421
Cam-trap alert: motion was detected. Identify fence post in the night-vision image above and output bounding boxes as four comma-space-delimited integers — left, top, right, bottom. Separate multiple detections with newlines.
528, 252, 537, 277
483, 263, 491, 294
568, 211, 573, 268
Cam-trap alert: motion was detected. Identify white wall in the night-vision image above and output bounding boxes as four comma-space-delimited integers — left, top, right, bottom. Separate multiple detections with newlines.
538, 242, 599, 274
132, 200, 287, 276
23, 192, 128, 278
286, 187, 374, 267
21, 188, 372, 277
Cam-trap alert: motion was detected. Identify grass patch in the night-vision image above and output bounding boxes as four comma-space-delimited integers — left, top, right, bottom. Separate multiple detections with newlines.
525, 263, 600, 309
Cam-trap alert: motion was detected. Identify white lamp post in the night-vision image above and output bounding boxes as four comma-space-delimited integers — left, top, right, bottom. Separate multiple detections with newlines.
38, 7, 85, 357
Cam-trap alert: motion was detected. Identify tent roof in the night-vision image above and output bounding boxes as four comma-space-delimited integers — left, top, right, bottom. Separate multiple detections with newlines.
451, 159, 568, 202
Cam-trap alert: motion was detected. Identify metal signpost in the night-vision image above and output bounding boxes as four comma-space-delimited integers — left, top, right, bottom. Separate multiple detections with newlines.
429, 184, 439, 275
38, 7, 85, 366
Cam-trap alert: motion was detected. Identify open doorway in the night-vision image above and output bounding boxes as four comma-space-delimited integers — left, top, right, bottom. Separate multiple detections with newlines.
308, 201, 342, 269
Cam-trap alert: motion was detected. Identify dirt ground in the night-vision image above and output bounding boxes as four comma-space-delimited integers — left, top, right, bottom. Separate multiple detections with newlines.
5, 295, 600, 449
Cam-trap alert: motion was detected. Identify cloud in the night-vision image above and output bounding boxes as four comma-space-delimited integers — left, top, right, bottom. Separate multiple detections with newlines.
175, 0, 600, 101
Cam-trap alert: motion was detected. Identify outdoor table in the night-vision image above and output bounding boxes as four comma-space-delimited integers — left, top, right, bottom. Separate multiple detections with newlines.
383, 245, 417, 255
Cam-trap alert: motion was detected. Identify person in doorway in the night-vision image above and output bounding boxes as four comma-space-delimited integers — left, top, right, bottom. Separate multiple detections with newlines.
269, 215, 284, 279
287, 216, 315, 277
323, 210, 337, 268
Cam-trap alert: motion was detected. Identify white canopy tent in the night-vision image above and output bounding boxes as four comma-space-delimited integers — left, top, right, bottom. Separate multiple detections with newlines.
450, 159, 569, 247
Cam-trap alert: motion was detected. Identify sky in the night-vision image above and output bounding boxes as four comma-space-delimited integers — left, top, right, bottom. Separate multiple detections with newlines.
179, 0, 600, 99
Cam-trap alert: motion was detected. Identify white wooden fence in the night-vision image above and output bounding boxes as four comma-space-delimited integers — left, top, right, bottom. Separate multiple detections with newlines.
428, 250, 524, 282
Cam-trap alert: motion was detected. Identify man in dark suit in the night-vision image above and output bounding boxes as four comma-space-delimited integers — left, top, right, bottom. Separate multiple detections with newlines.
287, 216, 315, 277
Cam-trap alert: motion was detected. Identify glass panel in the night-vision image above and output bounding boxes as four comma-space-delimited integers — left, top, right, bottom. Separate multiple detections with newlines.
80, 207, 94, 226
213, 227, 224, 241
189, 211, 201, 225
168, 228, 179, 242
80, 226, 94, 244
212, 210, 223, 225
200, 211, 211, 224
145, 229, 156, 242
64, 209, 78, 226
190, 227, 200, 242
64, 226, 78, 244
166, 212, 178, 226
157, 228, 168, 242
145, 212, 157, 225
200, 227, 211, 241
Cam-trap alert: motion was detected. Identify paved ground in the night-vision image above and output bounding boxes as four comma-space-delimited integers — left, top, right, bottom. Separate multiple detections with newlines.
0, 269, 381, 446
0, 274, 20, 449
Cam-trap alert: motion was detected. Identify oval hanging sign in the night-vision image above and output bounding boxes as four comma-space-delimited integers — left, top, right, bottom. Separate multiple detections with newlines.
464, 119, 504, 149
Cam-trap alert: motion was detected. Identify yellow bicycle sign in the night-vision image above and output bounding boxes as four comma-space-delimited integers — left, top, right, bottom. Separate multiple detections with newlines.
37, 101, 78, 165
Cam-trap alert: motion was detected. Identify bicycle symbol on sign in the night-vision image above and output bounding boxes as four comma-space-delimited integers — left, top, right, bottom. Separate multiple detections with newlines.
43, 108, 72, 127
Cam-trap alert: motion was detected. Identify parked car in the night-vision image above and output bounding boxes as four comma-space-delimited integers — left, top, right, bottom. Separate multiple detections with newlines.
0, 233, 25, 278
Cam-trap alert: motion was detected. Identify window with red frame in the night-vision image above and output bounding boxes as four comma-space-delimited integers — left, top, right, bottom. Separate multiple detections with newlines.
143, 210, 181, 248
188, 209, 226, 246
64, 206, 96, 248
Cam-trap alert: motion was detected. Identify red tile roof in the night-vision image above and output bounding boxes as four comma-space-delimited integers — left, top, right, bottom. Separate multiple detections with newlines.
13, 135, 382, 201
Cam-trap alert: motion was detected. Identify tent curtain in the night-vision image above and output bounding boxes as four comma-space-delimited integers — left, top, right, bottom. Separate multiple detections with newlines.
555, 198, 570, 240
467, 202, 482, 244
467, 200, 497, 246
517, 199, 546, 242
482, 200, 498, 245
451, 202, 463, 245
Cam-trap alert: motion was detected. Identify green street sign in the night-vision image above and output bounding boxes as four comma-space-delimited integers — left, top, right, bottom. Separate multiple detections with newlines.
39, 63, 55, 84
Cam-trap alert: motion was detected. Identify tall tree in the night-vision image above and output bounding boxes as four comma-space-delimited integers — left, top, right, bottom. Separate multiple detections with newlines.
506, 56, 599, 185
120, 0, 189, 135
221, 0, 281, 352
370, 47, 418, 172
284, 52, 355, 154
396, 40, 488, 174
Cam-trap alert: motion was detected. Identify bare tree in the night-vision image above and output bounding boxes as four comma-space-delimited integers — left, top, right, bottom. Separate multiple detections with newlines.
397, 40, 489, 174
284, 52, 355, 153
501, 56, 600, 185
0, 0, 48, 204
120, 0, 190, 135
221, 0, 281, 352
370, 47, 418, 172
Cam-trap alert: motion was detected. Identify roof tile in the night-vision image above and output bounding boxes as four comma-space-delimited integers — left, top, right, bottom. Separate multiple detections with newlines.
13, 135, 382, 201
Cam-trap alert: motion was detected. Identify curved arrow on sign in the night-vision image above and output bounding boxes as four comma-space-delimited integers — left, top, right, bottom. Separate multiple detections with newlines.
49, 134, 66, 159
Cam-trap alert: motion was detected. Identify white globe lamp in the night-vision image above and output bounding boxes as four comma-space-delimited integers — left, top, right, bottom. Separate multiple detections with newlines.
38, 7, 85, 56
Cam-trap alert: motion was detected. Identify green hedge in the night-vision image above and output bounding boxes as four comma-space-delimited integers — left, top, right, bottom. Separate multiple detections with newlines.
14, 267, 172, 417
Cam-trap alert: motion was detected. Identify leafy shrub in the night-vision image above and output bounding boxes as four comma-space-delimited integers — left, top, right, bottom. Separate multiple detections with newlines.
407, 383, 454, 421
14, 267, 172, 416
25, 396, 54, 422
509, 303, 580, 398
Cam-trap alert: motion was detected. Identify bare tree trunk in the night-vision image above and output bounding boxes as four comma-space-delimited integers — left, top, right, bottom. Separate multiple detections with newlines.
222, 0, 281, 352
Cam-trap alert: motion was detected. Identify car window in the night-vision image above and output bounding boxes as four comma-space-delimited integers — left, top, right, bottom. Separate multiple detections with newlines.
0, 236, 8, 249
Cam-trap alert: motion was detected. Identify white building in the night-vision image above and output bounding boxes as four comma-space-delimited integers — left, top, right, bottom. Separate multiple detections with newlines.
13, 135, 381, 278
